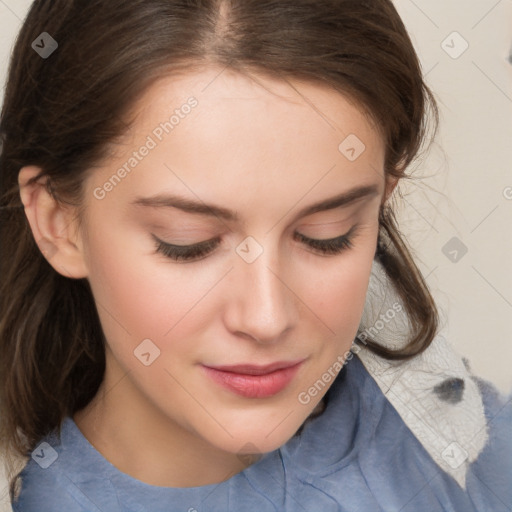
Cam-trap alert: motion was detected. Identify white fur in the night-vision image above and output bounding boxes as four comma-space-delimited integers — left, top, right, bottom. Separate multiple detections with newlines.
354, 259, 488, 489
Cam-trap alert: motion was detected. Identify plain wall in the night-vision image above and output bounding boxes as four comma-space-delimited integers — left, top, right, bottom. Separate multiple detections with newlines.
390, 0, 512, 396
1, 1, 511, 510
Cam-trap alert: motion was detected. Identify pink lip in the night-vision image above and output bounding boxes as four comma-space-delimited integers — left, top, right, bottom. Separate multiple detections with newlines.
202, 359, 305, 398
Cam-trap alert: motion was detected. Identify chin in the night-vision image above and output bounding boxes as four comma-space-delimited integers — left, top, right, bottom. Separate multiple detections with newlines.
201, 407, 313, 457
216, 432, 293, 458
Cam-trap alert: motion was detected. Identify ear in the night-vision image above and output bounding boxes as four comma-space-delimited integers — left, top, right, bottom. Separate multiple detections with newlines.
18, 166, 89, 279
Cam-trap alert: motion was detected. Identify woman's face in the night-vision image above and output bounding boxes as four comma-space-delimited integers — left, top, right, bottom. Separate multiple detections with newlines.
76, 65, 389, 458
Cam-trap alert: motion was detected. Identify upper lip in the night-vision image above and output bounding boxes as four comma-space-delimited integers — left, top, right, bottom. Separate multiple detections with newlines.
204, 359, 305, 375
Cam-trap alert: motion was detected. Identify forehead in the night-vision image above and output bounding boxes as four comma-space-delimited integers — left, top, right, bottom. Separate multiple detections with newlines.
87, 65, 386, 219
127, 65, 384, 143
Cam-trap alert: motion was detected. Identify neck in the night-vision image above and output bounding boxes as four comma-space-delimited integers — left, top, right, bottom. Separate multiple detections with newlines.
73, 351, 252, 488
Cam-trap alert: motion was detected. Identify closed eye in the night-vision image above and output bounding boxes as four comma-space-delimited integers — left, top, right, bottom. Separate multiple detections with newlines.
152, 224, 359, 263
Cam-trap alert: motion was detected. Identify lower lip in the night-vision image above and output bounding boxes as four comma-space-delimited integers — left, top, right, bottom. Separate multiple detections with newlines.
201, 362, 303, 399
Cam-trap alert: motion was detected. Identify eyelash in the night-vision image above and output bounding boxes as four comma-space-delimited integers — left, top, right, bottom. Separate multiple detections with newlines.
152, 225, 358, 263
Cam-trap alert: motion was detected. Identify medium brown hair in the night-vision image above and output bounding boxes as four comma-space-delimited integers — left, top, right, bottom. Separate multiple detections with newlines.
0, 0, 439, 502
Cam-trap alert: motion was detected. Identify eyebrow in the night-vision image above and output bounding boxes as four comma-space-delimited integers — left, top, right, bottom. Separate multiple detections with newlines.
131, 183, 381, 223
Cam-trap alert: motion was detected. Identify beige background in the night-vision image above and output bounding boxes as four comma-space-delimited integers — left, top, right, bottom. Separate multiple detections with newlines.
1, 0, 511, 510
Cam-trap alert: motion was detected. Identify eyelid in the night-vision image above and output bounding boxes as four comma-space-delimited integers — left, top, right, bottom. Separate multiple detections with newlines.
151, 233, 217, 247
295, 224, 357, 246
152, 224, 359, 263
151, 227, 353, 250
300, 218, 351, 227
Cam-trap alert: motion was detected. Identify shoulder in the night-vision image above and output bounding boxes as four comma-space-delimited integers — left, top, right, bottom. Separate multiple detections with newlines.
12, 459, 91, 512
355, 332, 512, 508
278, 349, 470, 510
472, 372, 512, 425
11, 418, 119, 512
280, 339, 512, 511
467, 374, 512, 505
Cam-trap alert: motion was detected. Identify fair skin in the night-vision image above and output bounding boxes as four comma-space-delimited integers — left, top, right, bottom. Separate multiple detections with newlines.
19, 65, 397, 488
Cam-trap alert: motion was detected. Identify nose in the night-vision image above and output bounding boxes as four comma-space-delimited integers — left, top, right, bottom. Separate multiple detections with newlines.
223, 240, 297, 344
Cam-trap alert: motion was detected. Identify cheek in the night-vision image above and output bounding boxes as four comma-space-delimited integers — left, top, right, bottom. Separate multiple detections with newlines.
303, 238, 376, 334
83, 223, 228, 370
83, 215, 376, 362
312, 265, 371, 337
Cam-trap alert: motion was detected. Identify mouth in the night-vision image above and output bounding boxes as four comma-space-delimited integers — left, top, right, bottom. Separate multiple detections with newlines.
201, 359, 306, 399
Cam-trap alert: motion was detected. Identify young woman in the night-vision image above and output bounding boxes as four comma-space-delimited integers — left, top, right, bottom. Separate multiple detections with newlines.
1, 1, 510, 510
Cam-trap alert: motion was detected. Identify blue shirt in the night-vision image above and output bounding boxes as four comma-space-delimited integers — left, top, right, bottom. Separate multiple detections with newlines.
12, 353, 512, 511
